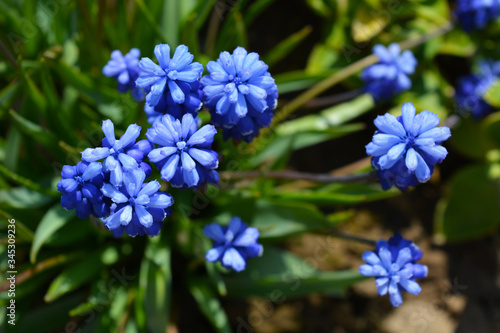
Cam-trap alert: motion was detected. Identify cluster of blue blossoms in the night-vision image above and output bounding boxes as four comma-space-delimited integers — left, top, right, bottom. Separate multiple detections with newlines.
366, 102, 451, 191
65, 36, 468, 301
455, 0, 500, 31
359, 234, 428, 307
204, 217, 263, 272
361, 43, 417, 102
455, 60, 500, 120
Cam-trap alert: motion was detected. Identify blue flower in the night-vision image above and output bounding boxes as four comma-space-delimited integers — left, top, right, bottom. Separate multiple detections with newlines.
361, 44, 417, 102
101, 169, 173, 237
82, 120, 153, 187
455, 0, 500, 31
359, 234, 428, 307
57, 161, 110, 219
455, 61, 500, 120
146, 113, 220, 189
204, 217, 263, 272
103, 49, 144, 101
144, 81, 203, 124
366, 103, 451, 191
201, 47, 278, 142
135, 44, 204, 109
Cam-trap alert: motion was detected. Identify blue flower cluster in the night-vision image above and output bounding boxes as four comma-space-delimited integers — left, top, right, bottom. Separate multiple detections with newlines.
366, 103, 451, 190
146, 113, 220, 189
204, 217, 263, 272
362, 44, 417, 102
58, 116, 219, 237
103, 49, 144, 102
359, 233, 428, 307
136, 44, 204, 124
58, 161, 110, 219
455, 0, 500, 31
455, 60, 500, 120
201, 47, 279, 142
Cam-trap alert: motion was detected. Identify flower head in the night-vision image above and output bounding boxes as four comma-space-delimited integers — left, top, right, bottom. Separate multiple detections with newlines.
146, 113, 220, 189
103, 49, 144, 101
362, 44, 417, 102
57, 161, 110, 218
101, 169, 173, 237
204, 217, 263, 272
82, 120, 153, 187
455, 0, 500, 31
366, 103, 451, 191
455, 60, 500, 120
144, 80, 203, 124
135, 44, 204, 111
359, 234, 428, 307
201, 47, 278, 142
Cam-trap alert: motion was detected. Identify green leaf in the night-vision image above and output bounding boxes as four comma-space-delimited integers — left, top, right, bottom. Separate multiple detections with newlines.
30, 204, 76, 263
0, 186, 52, 209
224, 247, 365, 298
484, 79, 500, 107
273, 183, 400, 205
276, 94, 374, 135
435, 164, 500, 242
263, 26, 312, 68
484, 112, 500, 145
212, 198, 332, 239
188, 277, 232, 333
9, 110, 61, 157
44, 247, 119, 302
250, 124, 364, 167
450, 117, 496, 160
137, 237, 171, 333
306, 44, 339, 75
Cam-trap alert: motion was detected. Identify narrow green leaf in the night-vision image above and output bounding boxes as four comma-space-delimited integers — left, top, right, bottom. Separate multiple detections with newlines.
276, 94, 374, 135
44, 247, 119, 302
244, 0, 278, 25
137, 237, 171, 333
273, 184, 400, 205
188, 277, 232, 333
0, 164, 59, 197
212, 198, 332, 239
0, 186, 52, 209
0, 209, 34, 241
135, 0, 168, 43
224, 247, 365, 298
250, 124, 364, 167
263, 26, 312, 68
30, 204, 76, 263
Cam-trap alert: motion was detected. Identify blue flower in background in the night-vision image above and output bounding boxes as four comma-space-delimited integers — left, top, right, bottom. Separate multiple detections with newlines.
103, 48, 144, 101
57, 161, 110, 219
82, 120, 153, 186
146, 113, 220, 189
362, 43, 417, 102
101, 169, 173, 237
204, 217, 263, 272
201, 47, 278, 142
455, 61, 500, 120
135, 44, 204, 109
366, 103, 451, 191
455, 0, 500, 31
359, 233, 428, 307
